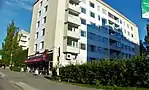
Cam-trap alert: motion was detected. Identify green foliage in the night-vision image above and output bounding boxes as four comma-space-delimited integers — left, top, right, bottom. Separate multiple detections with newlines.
53, 56, 149, 88
140, 40, 146, 56
0, 21, 28, 68
10, 66, 21, 72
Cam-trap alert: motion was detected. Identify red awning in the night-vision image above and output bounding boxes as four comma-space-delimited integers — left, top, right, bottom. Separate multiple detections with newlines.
24, 57, 46, 63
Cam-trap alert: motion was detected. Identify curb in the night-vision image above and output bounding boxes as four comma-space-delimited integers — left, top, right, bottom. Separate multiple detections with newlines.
12, 82, 39, 90
12, 83, 25, 90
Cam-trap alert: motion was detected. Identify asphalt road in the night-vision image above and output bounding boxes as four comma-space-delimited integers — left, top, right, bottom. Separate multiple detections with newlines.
0, 77, 21, 90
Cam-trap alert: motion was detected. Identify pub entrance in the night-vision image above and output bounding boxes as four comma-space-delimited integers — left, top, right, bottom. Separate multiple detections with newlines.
25, 50, 53, 75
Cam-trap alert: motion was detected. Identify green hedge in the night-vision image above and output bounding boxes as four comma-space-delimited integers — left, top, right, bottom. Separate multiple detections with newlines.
53, 56, 149, 88
10, 66, 21, 72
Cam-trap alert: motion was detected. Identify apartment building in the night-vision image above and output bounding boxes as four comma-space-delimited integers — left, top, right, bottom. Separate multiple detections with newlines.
18, 30, 30, 50
28, 0, 140, 67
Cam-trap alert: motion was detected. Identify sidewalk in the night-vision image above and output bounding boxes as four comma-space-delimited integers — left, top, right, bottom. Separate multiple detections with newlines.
0, 69, 101, 90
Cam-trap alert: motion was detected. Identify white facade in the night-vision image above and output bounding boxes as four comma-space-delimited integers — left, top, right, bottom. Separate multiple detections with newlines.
29, 0, 140, 67
18, 30, 30, 50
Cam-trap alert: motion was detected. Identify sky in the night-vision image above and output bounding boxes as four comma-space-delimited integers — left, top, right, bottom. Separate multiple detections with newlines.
0, 0, 148, 49
0, 0, 34, 48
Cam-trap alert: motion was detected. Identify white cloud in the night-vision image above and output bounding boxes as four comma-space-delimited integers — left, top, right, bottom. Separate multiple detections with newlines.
4, 0, 34, 11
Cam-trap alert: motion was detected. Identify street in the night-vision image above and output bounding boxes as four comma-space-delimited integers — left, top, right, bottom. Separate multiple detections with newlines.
0, 69, 101, 90
0, 77, 21, 90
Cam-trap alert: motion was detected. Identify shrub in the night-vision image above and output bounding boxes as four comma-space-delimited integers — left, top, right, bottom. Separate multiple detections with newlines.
10, 66, 21, 72
53, 56, 149, 88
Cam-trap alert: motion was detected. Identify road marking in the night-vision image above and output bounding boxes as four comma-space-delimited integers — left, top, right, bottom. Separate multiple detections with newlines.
13, 82, 39, 90
0, 72, 6, 78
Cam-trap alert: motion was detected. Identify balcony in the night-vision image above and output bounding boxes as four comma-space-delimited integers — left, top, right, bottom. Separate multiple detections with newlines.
65, 13, 81, 26
109, 33, 121, 41
67, 30, 80, 39
69, 0, 81, 4
64, 46, 80, 54
110, 44, 121, 51
66, 3, 81, 14
63, 37, 80, 54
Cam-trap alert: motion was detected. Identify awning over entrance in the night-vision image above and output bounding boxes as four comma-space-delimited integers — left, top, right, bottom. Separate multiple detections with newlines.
25, 50, 49, 63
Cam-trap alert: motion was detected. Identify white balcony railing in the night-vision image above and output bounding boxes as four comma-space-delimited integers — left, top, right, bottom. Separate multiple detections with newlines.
65, 14, 81, 26
67, 3, 81, 14
67, 29, 80, 39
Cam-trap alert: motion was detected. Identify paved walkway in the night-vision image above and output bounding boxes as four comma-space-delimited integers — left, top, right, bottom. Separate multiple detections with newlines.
0, 69, 102, 90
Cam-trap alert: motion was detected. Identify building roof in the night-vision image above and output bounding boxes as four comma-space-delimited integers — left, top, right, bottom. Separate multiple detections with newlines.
19, 29, 30, 36
98, 0, 137, 27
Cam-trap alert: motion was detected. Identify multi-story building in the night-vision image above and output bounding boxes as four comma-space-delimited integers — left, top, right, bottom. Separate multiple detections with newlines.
18, 30, 30, 50
28, 0, 140, 67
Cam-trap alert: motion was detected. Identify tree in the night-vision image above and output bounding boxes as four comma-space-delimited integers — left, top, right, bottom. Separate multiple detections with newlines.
140, 40, 146, 56
145, 24, 149, 55
1, 21, 28, 67
1, 21, 17, 65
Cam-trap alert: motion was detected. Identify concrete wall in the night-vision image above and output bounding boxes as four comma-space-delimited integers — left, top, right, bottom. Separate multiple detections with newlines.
28, 1, 39, 56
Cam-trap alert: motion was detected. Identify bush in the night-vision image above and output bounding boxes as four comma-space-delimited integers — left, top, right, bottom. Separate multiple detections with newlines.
52, 56, 149, 88
10, 66, 21, 72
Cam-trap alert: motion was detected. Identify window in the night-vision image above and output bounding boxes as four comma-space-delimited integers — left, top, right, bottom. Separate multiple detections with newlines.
120, 20, 122, 24
21, 40, 27, 43
40, 1, 43, 7
131, 34, 133, 37
102, 8, 107, 15
95, 35, 102, 42
68, 24, 77, 31
98, 15, 100, 21
35, 32, 39, 39
80, 43, 86, 50
81, 7, 86, 14
21, 36, 27, 39
81, 18, 86, 25
81, 0, 86, 3
38, 11, 41, 17
127, 24, 129, 28
90, 12, 95, 18
97, 47, 102, 52
90, 2, 94, 8
124, 29, 126, 34
43, 16, 47, 23
102, 18, 107, 26
131, 27, 133, 31
40, 41, 44, 49
37, 21, 40, 28
88, 45, 96, 52
81, 30, 86, 37
41, 28, 45, 36
104, 48, 108, 55
97, 5, 100, 11
123, 21, 125, 26
44, 5, 48, 12
125, 45, 127, 50
103, 38, 108, 43
128, 31, 130, 36
90, 22, 95, 29
67, 37, 78, 47
88, 33, 95, 40
34, 44, 37, 51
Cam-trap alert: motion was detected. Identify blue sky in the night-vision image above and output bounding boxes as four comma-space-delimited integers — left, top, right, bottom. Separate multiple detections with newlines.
0, 0, 34, 48
0, 0, 147, 48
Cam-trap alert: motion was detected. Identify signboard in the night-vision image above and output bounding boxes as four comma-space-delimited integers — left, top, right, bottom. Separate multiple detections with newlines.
142, 0, 149, 19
